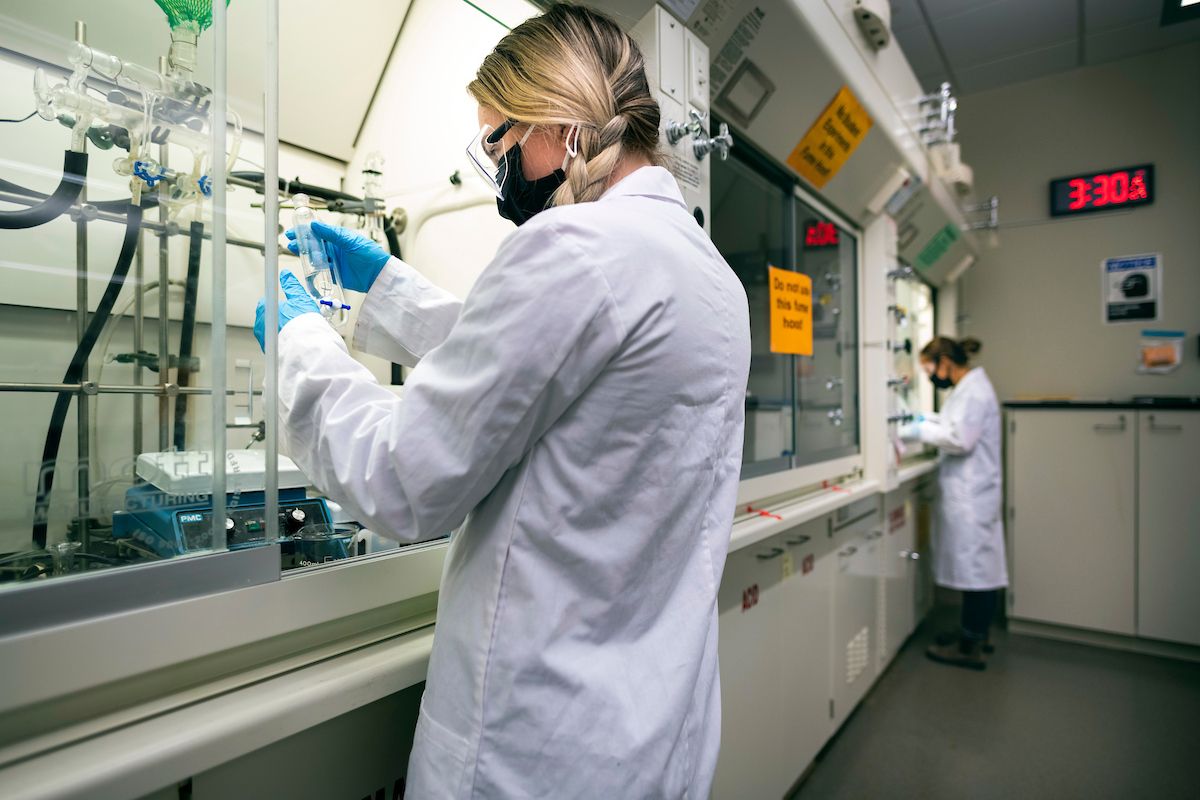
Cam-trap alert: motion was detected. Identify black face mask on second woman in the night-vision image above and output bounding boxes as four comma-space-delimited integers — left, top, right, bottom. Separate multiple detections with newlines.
929, 362, 954, 390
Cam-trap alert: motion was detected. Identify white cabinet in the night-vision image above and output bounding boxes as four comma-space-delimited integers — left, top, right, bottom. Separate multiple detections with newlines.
1137, 412, 1200, 646
830, 504, 881, 725
713, 533, 791, 800
879, 490, 919, 668
778, 518, 833, 772
1009, 410, 1137, 635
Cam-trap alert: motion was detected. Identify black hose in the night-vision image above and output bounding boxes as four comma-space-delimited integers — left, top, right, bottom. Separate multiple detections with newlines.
0, 151, 87, 230
230, 171, 362, 203
173, 220, 204, 451
0, 174, 158, 213
32, 202, 144, 548
383, 216, 402, 259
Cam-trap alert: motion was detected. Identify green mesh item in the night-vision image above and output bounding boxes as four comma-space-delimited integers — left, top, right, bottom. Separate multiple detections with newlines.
153, 0, 231, 33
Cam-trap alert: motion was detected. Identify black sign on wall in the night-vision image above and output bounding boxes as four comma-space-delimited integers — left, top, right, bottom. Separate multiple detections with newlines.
1049, 164, 1154, 217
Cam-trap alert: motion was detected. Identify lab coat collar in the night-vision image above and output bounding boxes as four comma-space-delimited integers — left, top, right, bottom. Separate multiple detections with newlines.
601, 165, 688, 209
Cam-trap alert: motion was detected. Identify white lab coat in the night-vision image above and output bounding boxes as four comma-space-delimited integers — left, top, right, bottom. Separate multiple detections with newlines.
915, 367, 1008, 591
276, 166, 751, 799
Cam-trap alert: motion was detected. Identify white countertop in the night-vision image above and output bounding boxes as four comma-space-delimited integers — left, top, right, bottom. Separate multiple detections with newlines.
729, 479, 882, 553
896, 458, 939, 485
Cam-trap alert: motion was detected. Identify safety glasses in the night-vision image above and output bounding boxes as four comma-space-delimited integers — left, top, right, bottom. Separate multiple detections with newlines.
466, 120, 518, 198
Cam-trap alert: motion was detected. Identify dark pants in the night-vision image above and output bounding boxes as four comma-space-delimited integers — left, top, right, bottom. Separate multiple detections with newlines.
961, 589, 998, 642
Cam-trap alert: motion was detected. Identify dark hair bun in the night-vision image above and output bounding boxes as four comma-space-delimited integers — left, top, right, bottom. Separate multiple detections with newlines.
959, 337, 982, 356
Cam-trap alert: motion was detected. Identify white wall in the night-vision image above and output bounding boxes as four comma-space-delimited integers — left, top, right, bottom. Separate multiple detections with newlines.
955, 42, 1200, 401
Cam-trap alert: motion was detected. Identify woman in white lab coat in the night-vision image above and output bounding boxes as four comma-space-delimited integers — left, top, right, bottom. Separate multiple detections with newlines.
904, 336, 1007, 670
255, 5, 751, 798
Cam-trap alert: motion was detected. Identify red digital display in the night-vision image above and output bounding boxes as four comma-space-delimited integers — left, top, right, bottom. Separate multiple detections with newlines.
1050, 164, 1153, 217
804, 221, 840, 247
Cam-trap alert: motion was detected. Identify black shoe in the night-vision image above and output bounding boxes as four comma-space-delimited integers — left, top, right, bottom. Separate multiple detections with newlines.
926, 638, 987, 671
934, 629, 995, 654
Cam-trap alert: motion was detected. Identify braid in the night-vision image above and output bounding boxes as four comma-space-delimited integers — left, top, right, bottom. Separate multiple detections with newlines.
554, 114, 629, 206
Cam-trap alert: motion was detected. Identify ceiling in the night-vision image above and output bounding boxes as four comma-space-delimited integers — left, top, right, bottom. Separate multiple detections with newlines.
891, 0, 1200, 95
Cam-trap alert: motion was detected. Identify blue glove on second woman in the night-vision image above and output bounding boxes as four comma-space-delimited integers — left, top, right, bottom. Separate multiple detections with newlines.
254, 271, 320, 351
283, 219, 391, 294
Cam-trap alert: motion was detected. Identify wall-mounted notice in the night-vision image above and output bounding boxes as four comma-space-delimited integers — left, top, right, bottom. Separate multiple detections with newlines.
786, 85, 873, 189
1103, 253, 1160, 323
768, 265, 813, 355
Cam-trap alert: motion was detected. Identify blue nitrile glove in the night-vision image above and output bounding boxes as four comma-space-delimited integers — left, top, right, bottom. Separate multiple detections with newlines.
284, 219, 390, 294
254, 271, 320, 351
898, 415, 925, 441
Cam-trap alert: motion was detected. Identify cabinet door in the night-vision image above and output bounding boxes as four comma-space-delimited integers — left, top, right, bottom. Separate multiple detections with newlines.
713, 536, 789, 800
879, 494, 917, 669
831, 526, 878, 725
779, 518, 833, 776
1137, 412, 1200, 645
1009, 411, 1136, 635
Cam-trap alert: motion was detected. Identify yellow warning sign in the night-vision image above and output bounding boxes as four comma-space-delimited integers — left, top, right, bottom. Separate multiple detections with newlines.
768, 265, 813, 356
786, 85, 873, 189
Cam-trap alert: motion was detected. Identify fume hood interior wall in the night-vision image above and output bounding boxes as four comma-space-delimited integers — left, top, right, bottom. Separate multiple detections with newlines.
346, 0, 540, 303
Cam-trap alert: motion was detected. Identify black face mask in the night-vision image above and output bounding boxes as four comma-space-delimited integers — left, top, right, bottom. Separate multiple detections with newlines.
496, 141, 565, 226
929, 366, 954, 390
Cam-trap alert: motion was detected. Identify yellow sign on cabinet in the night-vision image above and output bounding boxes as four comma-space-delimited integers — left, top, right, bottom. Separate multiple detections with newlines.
786, 85, 873, 189
768, 265, 813, 356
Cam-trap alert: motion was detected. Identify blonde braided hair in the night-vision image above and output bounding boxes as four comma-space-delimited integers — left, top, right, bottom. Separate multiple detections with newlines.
467, 2, 661, 208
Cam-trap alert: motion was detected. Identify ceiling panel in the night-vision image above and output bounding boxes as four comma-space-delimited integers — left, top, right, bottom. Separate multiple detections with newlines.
1086, 14, 1200, 63
954, 40, 1078, 94
893, 17, 946, 75
1084, 0, 1160, 32
920, 0, 1007, 21
889, 0, 926, 32
931, 0, 1077, 69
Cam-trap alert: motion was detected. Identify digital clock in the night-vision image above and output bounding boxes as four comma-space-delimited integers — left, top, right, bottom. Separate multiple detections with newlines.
1049, 164, 1153, 217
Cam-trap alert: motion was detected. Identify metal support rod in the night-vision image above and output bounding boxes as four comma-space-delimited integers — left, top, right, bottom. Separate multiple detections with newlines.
75, 167, 91, 551
211, 0, 228, 550
0, 382, 263, 396
263, 0, 280, 540
133, 231, 145, 458
157, 57, 171, 453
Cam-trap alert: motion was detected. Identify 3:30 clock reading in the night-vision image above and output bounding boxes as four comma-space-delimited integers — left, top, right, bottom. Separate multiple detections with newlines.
1067, 169, 1148, 209
1050, 164, 1154, 217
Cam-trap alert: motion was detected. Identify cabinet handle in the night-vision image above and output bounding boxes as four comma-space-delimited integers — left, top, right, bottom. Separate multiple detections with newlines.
866, 530, 883, 540
756, 547, 785, 561
1093, 414, 1126, 432
785, 535, 811, 546
839, 545, 858, 557
1147, 414, 1183, 433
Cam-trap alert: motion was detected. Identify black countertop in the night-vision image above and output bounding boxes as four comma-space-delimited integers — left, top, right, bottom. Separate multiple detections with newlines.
1004, 396, 1200, 410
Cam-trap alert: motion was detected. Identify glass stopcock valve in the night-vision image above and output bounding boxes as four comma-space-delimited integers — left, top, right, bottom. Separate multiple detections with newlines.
291, 193, 350, 329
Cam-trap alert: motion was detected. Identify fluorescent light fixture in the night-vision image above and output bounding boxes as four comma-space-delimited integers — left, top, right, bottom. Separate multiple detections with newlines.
1182, 1, 1200, 7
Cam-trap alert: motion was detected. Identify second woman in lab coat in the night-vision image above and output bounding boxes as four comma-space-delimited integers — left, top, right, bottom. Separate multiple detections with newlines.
903, 336, 1007, 670
256, 4, 751, 797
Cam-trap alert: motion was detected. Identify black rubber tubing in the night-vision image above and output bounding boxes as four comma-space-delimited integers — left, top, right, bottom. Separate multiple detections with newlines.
173, 220, 204, 451
383, 216, 402, 259
0, 173, 158, 213
0, 151, 88, 229
32, 202, 145, 548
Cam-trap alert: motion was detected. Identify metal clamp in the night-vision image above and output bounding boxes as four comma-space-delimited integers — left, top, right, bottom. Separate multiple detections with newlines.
828, 408, 845, 427
887, 265, 915, 281
899, 549, 920, 561
825, 376, 845, 391
756, 547, 785, 561
887, 412, 914, 424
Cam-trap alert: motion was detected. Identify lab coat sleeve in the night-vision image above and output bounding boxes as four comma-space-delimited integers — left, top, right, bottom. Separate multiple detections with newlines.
350, 257, 464, 367
277, 219, 625, 542
917, 395, 986, 455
